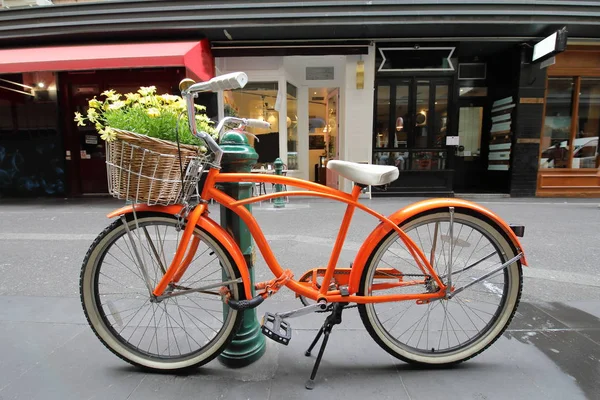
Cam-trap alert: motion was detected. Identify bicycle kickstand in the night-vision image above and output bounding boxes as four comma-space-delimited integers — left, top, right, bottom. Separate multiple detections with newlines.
304, 302, 347, 390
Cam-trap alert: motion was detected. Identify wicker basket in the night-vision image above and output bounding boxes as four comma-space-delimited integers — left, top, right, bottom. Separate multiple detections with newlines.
105, 128, 205, 205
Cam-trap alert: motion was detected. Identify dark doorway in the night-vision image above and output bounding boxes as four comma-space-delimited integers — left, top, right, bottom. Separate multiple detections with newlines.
454, 97, 487, 192
60, 68, 187, 195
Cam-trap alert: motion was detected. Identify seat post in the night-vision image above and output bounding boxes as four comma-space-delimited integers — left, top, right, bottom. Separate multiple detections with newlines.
351, 184, 362, 200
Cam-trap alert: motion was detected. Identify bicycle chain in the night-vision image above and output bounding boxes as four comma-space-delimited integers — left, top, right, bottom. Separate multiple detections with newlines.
313, 273, 432, 313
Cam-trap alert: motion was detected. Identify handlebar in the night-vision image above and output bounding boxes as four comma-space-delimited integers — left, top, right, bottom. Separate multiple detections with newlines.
182, 72, 269, 165
182, 72, 248, 95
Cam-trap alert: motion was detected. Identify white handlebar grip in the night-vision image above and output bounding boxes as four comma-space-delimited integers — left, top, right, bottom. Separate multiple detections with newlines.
209, 72, 248, 91
245, 119, 271, 130
186, 72, 248, 94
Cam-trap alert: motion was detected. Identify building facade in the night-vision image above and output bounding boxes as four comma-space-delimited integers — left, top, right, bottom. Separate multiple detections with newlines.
1, 0, 599, 197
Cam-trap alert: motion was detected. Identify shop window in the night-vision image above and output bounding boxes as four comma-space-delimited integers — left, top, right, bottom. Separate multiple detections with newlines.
394, 84, 409, 149
540, 78, 575, 169
433, 85, 449, 148
223, 82, 280, 165
414, 82, 430, 148
574, 78, 600, 169
286, 83, 298, 170
375, 85, 390, 148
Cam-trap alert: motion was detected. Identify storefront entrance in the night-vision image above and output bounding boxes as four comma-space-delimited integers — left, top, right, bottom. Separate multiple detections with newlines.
373, 77, 453, 195
60, 68, 186, 195
454, 97, 486, 192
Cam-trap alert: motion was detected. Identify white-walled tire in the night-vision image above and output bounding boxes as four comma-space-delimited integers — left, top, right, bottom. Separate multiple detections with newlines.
358, 209, 522, 365
80, 214, 243, 371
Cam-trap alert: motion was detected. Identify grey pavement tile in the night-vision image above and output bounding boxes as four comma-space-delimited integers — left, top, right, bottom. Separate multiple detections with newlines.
566, 301, 600, 320
579, 329, 600, 347
125, 374, 272, 400
0, 321, 86, 391
0, 296, 85, 324
502, 330, 597, 400
507, 302, 569, 331
0, 240, 88, 297
534, 301, 600, 329
0, 329, 147, 400
269, 329, 408, 400
396, 335, 588, 400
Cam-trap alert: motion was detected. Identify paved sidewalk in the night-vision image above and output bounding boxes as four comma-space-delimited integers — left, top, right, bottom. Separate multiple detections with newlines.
1, 295, 599, 400
1, 197, 599, 399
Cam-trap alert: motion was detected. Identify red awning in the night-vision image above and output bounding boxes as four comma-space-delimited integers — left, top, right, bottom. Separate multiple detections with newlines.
0, 40, 214, 82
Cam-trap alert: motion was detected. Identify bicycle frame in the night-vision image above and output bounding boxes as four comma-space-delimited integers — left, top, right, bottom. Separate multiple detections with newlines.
108, 167, 527, 306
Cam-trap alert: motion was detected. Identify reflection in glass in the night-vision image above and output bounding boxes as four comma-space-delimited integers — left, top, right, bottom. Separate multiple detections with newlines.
459, 87, 488, 97
540, 78, 574, 169
413, 151, 446, 171
415, 82, 430, 148
434, 85, 448, 147
458, 107, 483, 155
286, 83, 298, 170
375, 85, 390, 148
574, 78, 600, 169
394, 84, 409, 148
224, 82, 279, 164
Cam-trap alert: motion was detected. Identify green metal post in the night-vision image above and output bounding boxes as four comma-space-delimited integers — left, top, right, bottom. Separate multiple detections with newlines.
217, 129, 266, 367
273, 157, 285, 209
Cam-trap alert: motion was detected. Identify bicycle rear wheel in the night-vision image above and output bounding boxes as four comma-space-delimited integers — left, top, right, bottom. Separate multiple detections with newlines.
358, 209, 522, 365
80, 213, 243, 371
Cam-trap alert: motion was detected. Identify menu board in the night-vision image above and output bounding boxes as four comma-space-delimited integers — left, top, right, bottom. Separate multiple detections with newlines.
487, 96, 515, 171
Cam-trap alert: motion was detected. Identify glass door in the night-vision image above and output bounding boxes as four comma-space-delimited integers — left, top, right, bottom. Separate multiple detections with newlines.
325, 89, 339, 189
373, 78, 450, 173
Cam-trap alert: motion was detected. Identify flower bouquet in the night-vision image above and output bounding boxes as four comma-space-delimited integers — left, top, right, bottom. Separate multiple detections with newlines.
74, 86, 216, 205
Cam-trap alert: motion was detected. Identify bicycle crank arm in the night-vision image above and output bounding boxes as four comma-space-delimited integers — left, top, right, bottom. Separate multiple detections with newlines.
276, 301, 328, 319
447, 253, 523, 299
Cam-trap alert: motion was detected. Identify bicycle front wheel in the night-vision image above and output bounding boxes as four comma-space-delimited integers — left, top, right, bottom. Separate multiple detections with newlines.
358, 209, 522, 366
80, 213, 243, 371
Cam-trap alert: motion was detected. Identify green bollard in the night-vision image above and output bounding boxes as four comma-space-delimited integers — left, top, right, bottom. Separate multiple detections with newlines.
217, 129, 266, 367
273, 158, 285, 209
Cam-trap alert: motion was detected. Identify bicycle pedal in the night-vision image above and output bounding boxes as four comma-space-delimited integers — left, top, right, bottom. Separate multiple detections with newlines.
261, 312, 292, 345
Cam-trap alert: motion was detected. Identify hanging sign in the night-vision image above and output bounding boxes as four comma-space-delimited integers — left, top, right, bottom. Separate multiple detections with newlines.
532, 27, 567, 63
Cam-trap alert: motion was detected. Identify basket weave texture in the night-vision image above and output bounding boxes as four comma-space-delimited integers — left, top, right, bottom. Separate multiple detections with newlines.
106, 128, 202, 205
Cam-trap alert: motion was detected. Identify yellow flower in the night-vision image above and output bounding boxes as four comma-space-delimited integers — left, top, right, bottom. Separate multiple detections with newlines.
195, 114, 212, 123
95, 123, 104, 131
124, 92, 140, 104
173, 99, 187, 111
108, 101, 126, 110
87, 108, 99, 123
88, 98, 102, 109
101, 89, 121, 102
138, 86, 156, 96
146, 107, 160, 118
74, 112, 86, 126
194, 104, 206, 111
160, 94, 180, 103
99, 127, 117, 142
101, 89, 116, 98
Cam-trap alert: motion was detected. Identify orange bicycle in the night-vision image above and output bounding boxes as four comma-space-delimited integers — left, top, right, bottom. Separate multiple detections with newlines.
80, 72, 527, 389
